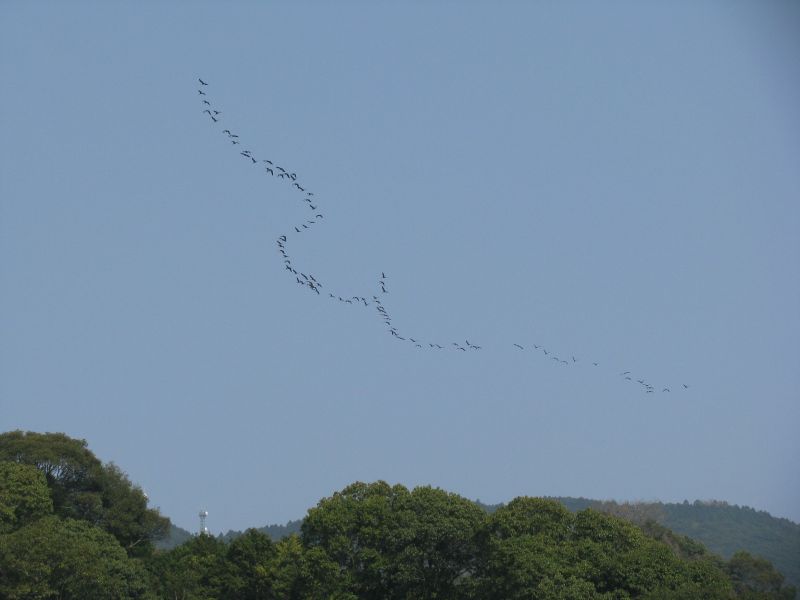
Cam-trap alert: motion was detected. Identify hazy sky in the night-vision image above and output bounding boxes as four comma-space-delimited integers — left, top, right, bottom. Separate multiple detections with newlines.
1, 1, 798, 533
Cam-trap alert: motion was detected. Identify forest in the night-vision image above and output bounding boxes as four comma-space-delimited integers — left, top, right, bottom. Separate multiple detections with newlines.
1, 430, 796, 599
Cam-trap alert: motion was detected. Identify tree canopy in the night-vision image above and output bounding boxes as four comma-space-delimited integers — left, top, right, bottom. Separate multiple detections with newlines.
1, 432, 796, 599
0, 430, 169, 556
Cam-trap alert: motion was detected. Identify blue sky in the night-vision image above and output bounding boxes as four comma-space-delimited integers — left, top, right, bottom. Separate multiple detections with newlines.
1, 1, 798, 533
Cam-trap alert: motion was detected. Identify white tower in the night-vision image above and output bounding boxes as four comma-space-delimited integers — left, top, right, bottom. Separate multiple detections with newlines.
198, 510, 209, 535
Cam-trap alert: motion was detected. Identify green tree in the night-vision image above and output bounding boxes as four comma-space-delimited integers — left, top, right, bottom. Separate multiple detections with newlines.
146, 533, 228, 600
475, 498, 736, 600
301, 481, 485, 599
727, 551, 797, 599
0, 431, 169, 556
0, 516, 152, 599
0, 462, 53, 533
268, 534, 353, 600
220, 528, 277, 599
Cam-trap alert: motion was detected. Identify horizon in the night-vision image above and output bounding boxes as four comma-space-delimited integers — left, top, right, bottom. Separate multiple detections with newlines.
169, 488, 800, 537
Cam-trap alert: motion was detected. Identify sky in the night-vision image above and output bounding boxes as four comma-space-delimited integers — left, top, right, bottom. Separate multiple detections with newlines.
1, 1, 798, 534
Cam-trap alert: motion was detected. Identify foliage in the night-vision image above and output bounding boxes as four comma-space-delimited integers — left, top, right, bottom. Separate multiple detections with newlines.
475, 500, 736, 599
145, 533, 228, 600
544, 497, 800, 590
1, 430, 796, 598
144, 486, 795, 599
0, 516, 153, 599
0, 430, 169, 556
727, 551, 797, 600
301, 481, 486, 599
661, 501, 800, 591
0, 462, 53, 533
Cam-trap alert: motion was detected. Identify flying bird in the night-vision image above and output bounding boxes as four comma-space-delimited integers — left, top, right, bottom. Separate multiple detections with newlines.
198, 78, 208, 85
513, 344, 524, 350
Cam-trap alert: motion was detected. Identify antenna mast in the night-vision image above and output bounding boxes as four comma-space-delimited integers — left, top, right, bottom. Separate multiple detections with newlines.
198, 509, 209, 535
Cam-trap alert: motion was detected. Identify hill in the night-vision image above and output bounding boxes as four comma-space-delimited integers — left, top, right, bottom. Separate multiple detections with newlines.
551, 497, 800, 589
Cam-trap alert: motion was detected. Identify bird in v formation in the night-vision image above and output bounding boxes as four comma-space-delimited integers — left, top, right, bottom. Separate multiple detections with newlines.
194, 77, 689, 395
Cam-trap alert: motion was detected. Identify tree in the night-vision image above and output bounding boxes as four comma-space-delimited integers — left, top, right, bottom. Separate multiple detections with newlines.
146, 533, 228, 600
0, 462, 53, 533
0, 516, 152, 599
0, 431, 102, 516
474, 498, 736, 600
301, 481, 485, 599
0, 431, 169, 556
727, 551, 797, 599
221, 528, 277, 599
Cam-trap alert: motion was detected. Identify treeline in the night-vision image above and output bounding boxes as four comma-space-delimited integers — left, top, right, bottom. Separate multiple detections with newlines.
165, 497, 800, 589
545, 496, 800, 590
1, 431, 796, 599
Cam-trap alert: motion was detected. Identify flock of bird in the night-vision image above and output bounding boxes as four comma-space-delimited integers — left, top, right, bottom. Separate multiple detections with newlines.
196, 78, 688, 395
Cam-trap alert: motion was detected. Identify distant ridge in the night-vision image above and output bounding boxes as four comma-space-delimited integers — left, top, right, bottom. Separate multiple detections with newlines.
158, 497, 800, 588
